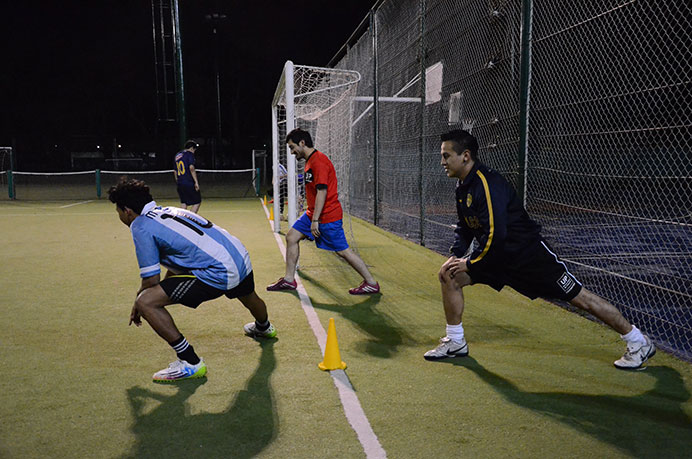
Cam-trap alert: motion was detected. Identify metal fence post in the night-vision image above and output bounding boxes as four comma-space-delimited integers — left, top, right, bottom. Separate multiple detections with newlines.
371, 8, 380, 226
517, 0, 533, 206
418, 0, 427, 246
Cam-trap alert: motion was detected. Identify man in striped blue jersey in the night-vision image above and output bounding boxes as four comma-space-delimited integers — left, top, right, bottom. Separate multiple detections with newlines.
426, 130, 655, 370
109, 178, 276, 382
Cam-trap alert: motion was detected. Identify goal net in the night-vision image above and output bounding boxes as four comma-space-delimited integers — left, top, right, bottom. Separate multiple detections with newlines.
270, 61, 360, 234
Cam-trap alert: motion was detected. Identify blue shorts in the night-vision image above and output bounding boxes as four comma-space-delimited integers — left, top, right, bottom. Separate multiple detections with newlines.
292, 212, 349, 252
177, 183, 201, 205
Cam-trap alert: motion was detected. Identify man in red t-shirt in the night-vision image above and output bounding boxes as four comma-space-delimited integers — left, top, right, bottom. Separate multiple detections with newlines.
267, 128, 380, 295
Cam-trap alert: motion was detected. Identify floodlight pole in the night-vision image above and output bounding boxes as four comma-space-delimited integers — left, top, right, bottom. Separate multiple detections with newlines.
205, 12, 228, 169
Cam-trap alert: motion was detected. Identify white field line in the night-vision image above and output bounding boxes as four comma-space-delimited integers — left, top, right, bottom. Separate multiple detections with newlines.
59, 200, 94, 208
260, 198, 386, 459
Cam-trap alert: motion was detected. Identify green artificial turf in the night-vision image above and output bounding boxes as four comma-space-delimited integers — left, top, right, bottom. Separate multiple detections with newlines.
1, 198, 690, 458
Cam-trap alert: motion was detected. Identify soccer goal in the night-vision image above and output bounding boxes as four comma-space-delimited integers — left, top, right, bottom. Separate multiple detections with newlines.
270, 61, 360, 232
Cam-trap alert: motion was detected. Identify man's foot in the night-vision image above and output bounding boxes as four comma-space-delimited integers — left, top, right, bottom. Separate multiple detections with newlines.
349, 281, 380, 295
266, 277, 297, 291
153, 359, 207, 382
614, 336, 656, 370
424, 337, 469, 361
244, 322, 277, 338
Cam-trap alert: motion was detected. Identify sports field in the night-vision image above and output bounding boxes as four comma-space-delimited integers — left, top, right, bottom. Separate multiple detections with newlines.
1, 198, 691, 458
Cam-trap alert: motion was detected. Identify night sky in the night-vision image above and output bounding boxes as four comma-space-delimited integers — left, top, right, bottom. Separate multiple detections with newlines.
1, 1, 376, 170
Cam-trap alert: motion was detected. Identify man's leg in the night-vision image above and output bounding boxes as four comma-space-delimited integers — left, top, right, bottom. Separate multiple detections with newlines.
237, 290, 269, 323
569, 288, 655, 369
439, 261, 470, 326
335, 247, 376, 285
238, 290, 277, 338
189, 203, 201, 214
135, 285, 205, 378
284, 228, 306, 282
569, 288, 631, 334
267, 228, 306, 291
424, 259, 471, 360
135, 285, 180, 342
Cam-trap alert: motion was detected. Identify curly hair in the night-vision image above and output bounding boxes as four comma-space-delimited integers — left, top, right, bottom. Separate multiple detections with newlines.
107, 177, 153, 214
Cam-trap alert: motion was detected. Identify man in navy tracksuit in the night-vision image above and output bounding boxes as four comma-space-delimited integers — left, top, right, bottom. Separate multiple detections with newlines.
424, 129, 655, 370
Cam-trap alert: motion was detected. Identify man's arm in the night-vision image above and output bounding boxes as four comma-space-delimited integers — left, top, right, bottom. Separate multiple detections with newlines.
311, 186, 327, 238
189, 165, 200, 191
466, 174, 509, 272
451, 219, 474, 257
137, 274, 161, 295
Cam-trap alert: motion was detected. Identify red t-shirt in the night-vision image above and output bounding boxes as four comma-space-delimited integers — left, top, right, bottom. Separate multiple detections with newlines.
304, 150, 342, 223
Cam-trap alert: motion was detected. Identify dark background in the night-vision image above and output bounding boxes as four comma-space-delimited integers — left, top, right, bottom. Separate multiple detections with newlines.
1, 1, 375, 171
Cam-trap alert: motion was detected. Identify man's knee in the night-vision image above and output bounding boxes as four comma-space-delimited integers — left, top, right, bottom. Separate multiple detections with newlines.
336, 248, 352, 258
135, 287, 168, 312
286, 229, 304, 245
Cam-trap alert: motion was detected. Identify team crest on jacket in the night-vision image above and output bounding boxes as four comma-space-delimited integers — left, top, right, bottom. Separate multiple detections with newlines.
466, 193, 473, 207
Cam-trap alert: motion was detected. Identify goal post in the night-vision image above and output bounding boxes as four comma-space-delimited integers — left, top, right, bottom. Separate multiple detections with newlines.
271, 60, 361, 233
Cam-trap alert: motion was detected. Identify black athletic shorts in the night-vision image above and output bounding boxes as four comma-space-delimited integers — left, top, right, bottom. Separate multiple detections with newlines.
159, 271, 255, 308
469, 241, 582, 301
177, 183, 202, 205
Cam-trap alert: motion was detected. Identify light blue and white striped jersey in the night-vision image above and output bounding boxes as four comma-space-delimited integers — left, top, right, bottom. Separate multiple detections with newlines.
130, 201, 252, 290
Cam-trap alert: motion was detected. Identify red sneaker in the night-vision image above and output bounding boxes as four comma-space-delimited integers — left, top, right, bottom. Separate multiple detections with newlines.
266, 277, 297, 291
348, 281, 380, 295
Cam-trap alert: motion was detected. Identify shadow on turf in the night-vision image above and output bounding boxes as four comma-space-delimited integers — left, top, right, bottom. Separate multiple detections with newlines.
123, 340, 277, 458
446, 356, 692, 456
298, 270, 417, 359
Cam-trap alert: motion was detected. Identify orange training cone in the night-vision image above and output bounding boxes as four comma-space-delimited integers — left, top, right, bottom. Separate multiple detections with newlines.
269, 206, 274, 220
318, 318, 347, 371
263, 195, 267, 206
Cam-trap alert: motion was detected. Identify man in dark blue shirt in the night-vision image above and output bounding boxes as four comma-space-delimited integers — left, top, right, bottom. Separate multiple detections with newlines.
424, 129, 655, 370
174, 140, 202, 213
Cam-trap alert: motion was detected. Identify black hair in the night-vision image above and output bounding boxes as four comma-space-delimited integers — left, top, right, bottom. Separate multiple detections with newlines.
285, 128, 314, 148
184, 140, 199, 150
440, 130, 479, 161
108, 177, 153, 214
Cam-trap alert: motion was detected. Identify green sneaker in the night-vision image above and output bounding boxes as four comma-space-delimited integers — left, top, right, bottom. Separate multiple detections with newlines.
244, 322, 277, 338
152, 359, 207, 382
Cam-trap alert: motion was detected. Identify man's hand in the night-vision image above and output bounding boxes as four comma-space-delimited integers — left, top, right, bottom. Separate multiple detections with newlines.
439, 256, 456, 282
129, 304, 142, 327
194, 182, 200, 191
311, 221, 320, 238
447, 257, 469, 279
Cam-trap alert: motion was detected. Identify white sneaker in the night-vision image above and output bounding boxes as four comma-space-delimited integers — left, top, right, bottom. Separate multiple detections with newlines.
244, 322, 277, 338
614, 336, 656, 370
424, 336, 469, 361
153, 359, 207, 382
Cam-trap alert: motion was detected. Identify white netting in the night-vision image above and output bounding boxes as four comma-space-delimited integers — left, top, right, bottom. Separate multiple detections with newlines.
271, 62, 360, 233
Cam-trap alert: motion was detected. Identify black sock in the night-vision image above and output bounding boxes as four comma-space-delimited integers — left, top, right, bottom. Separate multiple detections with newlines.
169, 335, 200, 365
255, 320, 270, 331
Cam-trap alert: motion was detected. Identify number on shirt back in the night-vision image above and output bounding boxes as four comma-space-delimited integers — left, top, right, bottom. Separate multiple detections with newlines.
176, 160, 185, 176
160, 209, 212, 236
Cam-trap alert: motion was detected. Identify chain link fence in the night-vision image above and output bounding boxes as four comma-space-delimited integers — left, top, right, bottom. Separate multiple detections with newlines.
330, 0, 691, 361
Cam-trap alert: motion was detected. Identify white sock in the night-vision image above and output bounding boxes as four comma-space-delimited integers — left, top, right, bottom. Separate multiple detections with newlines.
446, 323, 464, 342
621, 325, 645, 343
